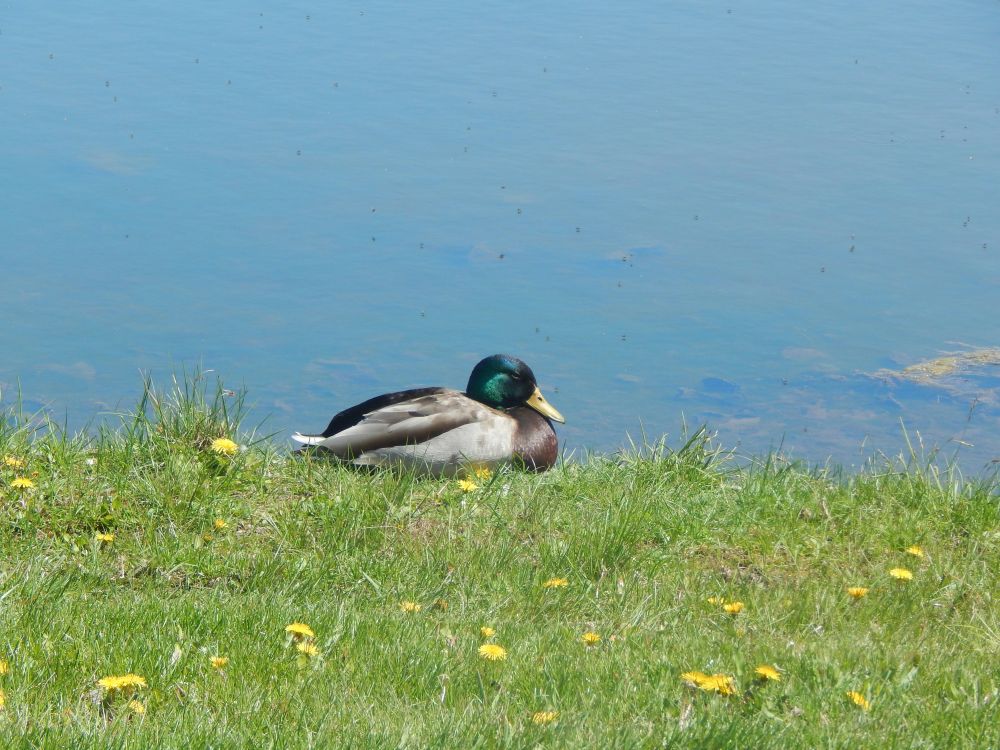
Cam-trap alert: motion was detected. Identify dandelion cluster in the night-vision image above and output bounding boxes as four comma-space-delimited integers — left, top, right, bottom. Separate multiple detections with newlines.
286, 622, 320, 659
285, 622, 315, 641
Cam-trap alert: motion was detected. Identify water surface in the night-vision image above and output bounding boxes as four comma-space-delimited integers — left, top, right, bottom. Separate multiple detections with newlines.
2, 1, 999, 469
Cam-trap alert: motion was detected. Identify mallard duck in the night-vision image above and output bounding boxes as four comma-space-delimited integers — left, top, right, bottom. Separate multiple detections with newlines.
292, 354, 564, 476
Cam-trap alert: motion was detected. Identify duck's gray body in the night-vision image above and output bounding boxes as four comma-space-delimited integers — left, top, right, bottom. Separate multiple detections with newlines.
292, 388, 558, 476
292, 355, 563, 476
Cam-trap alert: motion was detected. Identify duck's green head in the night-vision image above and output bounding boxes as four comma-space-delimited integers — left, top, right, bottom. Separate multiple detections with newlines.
466, 354, 565, 423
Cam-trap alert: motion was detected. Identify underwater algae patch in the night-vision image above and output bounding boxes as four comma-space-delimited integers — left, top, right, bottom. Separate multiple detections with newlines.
873, 347, 1000, 386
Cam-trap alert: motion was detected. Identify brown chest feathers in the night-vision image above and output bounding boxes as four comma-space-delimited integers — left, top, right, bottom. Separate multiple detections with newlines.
509, 407, 558, 471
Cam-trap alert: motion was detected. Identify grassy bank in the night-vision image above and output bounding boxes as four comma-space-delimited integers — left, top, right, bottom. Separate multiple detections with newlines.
1, 378, 998, 748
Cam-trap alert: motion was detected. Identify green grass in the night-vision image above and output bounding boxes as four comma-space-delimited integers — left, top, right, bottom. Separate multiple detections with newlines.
1, 376, 998, 748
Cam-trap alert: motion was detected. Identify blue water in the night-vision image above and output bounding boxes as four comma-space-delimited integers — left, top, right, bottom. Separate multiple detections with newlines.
2, 1, 999, 469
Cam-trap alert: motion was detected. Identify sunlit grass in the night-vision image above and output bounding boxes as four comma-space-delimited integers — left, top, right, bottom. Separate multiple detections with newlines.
0, 375, 998, 747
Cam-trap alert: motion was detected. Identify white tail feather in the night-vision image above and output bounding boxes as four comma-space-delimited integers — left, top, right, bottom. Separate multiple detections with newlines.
291, 432, 326, 446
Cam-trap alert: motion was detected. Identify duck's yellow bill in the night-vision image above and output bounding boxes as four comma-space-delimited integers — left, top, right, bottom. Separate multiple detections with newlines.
526, 387, 565, 423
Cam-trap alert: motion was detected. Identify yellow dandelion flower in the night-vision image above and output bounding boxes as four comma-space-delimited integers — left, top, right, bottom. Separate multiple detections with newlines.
706, 596, 725, 605
846, 690, 870, 710
681, 670, 710, 687
681, 671, 737, 695
210, 438, 239, 456
473, 466, 493, 480
532, 710, 559, 725
754, 665, 781, 682
399, 601, 422, 613
542, 577, 569, 589
3, 456, 25, 469
11, 477, 34, 490
456, 479, 479, 493
210, 656, 228, 669
581, 631, 601, 646
0, 687, 4, 709
889, 567, 913, 581
124, 674, 148, 690
97, 674, 147, 692
847, 586, 869, 599
285, 622, 315, 640
478, 643, 507, 661
296, 642, 320, 657
480, 626, 496, 638
95, 532, 114, 543
906, 545, 924, 558
723, 601, 744, 614
704, 674, 738, 695
0, 660, 8, 675
202, 533, 214, 542
213, 518, 228, 530
127, 699, 145, 715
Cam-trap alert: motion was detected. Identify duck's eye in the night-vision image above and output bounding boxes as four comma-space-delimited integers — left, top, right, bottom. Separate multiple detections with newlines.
509, 372, 522, 381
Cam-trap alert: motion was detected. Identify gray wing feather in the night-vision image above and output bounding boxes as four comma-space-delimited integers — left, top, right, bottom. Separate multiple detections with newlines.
311, 391, 504, 460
